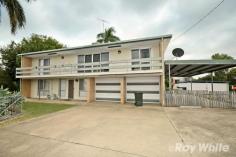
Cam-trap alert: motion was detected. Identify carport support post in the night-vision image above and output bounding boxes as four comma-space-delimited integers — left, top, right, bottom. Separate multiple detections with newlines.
211, 72, 214, 92
190, 77, 193, 91
168, 64, 171, 91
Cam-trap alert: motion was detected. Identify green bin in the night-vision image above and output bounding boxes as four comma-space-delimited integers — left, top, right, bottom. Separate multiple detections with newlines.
134, 92, 143, 106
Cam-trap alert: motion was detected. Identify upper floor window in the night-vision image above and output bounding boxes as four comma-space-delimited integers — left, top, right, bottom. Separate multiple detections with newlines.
39, 58, 50, 66
131, 49, 139, 59
39, 58, 50, 75
93, 54, 100, 62
101, 52, 109, 62
78, 55, 84, 63
78, 52, 109, 73
131, 49, 150, 59
101, 52, 109, 72
131, 48, 150, 71
140, 49, 150, 58
85, 55, 92, 63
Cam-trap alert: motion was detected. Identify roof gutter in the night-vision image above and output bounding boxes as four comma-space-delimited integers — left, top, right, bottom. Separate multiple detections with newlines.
18, 34, 172, 57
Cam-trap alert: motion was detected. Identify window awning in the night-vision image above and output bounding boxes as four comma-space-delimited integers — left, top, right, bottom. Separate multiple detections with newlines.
165, 60, 236, 77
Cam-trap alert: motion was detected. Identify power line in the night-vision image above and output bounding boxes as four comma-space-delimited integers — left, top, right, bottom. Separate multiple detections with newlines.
173, 0, 225, 41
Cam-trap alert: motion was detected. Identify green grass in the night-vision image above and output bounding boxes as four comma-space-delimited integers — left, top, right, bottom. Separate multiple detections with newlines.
0, 102, 76, 127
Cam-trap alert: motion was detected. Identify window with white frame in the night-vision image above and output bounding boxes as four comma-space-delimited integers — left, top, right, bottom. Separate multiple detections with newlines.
38, 58, 50, 75
101, 52, 109, 72
79, 79, 85, 91
93, 54, 100, 72
85, 55, 92, 63
78, 52, 109, 73
78, 55, 85, 73
131, 48, 150, 71
78, 55, 84, 63
59, 80, 66, 98
140, 49, 150, 58
85, 55, 92, 72
79, 78, 87, 97
93, 54, 100, 62
39, 58, 50, 66
38, 80, 50, 97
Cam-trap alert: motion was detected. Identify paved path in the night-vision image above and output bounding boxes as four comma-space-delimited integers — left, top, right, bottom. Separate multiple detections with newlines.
0, 102, 235, 157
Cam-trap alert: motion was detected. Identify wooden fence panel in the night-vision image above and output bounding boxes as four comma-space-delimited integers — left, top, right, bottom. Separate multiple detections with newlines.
165, 90, 236, 109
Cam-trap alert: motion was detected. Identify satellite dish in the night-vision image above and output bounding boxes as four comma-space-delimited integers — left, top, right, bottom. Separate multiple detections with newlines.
172, 48, 184, 57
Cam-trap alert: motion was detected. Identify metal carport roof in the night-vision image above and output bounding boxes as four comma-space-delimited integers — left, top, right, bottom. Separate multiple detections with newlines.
165, 60, 236, 77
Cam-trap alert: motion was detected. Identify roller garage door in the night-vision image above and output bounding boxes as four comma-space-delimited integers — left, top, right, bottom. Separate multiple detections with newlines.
126, 76, 160, 103
95, 77, 120, 102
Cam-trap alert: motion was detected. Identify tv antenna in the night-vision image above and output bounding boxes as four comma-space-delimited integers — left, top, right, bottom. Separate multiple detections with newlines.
0, 5, 1, 23
97, 18, 109, 33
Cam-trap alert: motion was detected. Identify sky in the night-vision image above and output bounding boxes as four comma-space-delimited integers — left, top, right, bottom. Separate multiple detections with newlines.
0, 0, 235, 59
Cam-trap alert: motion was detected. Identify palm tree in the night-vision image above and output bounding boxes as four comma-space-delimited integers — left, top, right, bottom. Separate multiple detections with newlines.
96, 27, 120, 43
0, 0, 31, 34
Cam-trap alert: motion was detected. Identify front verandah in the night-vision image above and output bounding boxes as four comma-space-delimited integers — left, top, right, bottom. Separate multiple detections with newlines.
20, 74, 165, 106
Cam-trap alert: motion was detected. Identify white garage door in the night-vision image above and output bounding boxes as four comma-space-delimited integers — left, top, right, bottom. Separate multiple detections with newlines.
126, 76, 160, 103
95, 77, 120, 102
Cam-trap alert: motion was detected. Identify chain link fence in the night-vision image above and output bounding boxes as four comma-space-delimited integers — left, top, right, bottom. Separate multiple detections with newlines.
0, 89, 24, 121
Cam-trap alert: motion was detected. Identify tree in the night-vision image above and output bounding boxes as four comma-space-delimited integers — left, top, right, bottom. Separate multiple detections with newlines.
19, 34, 65, 53
0, 0, 32, 34
96, 27, 120, 43
0, 42, 20, 91
228, 68, 236, 88
228, 68, 236, 81
211, 53, 234, 60
197, 53, 236, 90
0, 34, 64, 91
0, 67, 7, 89
198, 53, 234, 81
211, 53, 234, 81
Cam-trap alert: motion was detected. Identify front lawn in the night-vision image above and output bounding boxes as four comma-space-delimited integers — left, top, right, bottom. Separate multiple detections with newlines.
0, 102, 76, 127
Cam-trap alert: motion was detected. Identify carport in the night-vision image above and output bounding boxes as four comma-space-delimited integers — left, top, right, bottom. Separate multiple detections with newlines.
165, 60, 236, 90
164, 60, 236, 108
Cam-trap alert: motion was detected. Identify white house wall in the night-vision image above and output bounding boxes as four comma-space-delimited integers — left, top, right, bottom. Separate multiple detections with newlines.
31, 79, 38, 98
175, 83, 229, 92
30, 41, 163, 71
23, 37, 171, 104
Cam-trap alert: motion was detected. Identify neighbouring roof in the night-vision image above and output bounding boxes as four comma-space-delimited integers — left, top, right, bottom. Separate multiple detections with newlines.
165, 60, 236, 77
19, 34, 172, 57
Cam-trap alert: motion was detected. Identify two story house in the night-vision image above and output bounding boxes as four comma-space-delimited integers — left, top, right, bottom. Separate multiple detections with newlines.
16, 34, 172, 105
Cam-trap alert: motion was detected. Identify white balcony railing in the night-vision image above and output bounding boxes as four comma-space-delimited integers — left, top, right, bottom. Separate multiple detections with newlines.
16, 59, 163, 78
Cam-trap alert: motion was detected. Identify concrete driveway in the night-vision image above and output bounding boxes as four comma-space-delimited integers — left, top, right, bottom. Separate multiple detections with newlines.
0, 102, 235, 157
